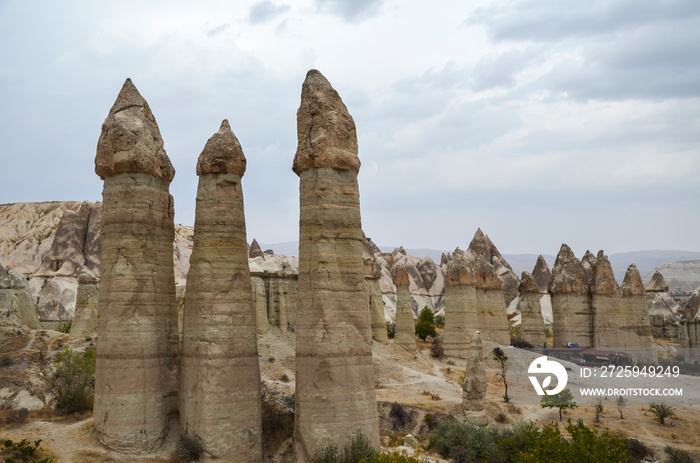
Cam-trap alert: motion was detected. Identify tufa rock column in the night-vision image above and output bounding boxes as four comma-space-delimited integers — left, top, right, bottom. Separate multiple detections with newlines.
590, 251, 625, 349
94, 79, 178, 453
292, 69, 379, 460
549, 244, 591, 347
442, 253, 478, 358
179, 120, 263, 460
393, 265, 417, 352
0, 262, 39, 329
365, 257, 389, 343
461, 330, 487, 417
69, 267, 99, 342
620, 264, 658, 363
473, 255, 510, 345
518, 271, 546, 348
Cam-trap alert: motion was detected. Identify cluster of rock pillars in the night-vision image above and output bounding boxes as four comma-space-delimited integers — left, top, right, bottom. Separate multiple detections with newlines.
92, 71, 378, 461
84, 70, 695, 461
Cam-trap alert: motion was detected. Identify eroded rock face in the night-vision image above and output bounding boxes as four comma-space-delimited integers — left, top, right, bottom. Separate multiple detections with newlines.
249, 255, 299, 333
681, 291, 700, 360
180, 120, 262, 461
35, 202, 92, 277
591, 251, 624, 349
532, 255, 551, 294
93, 79, 178, 453
69, 267, 99, 342
461, 331, 487, 413
84, 202, 102, 276
251, 276, 269, 336
581, 251, 596, 287
473, 256, 509, 345
393, 265, 416, 352
467, 228, 519, 304
293, 70, 379, 460
0, 263, 39, 328
365, 254, 388, 343
443, 255, 477, 358
549, 244, 592, 347
619, 265, 658, 363
518, 272, 545, 347
646, 271, 670, 293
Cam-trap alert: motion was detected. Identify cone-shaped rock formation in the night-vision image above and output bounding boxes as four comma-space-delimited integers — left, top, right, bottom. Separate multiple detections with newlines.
591, 251, 623, 349
473, 255, 509, 345
292, 70, 379, 460
68, 267, 99, 342
180, 120, 262, 461
393, 265, 417, 352
443, 254, 477, 358
532, 255, 551, 294
646, 271, 670, 293
620, 264, 658, 363
549, 244, 591, 347
518, 272, 546, 347
94, 79, 178, 453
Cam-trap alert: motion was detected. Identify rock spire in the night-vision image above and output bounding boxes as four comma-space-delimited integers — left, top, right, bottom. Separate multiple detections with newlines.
93, 79, 178, 453
473, 255, 510, 345
549, 244, 592, 347
393, 265, 417, 352
442, 254, 477, 358
518, 272, 546, 347
293, 70, 379, 460
179, 120, 262, 460
532, 255, 552, 294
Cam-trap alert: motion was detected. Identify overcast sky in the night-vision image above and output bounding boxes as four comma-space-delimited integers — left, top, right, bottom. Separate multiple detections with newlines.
1, 0, 698, 256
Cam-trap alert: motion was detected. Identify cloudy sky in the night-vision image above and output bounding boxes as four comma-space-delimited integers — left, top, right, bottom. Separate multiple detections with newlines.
1, 0, 698, 257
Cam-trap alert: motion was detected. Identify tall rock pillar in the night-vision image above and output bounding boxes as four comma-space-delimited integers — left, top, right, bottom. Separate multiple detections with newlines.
549, 244, 591, 347
365, 257, 388, 343
518, 271, 546, 348
443, 254, 477, 358
590, 251, 625, 349
620, 264, 658, 363
393, 265, 416, 352
179, 120, 263, 460
473, 255, 510, 345
292, 70, 379, 460
93, 79, 178, 453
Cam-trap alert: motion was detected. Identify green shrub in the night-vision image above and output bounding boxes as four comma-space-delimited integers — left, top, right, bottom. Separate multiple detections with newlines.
363, 452, 420, 463
386, 322, 395, 339
51, 346, 96, 414
1, 438, 54, 462
428, 417, 503, 461
175, 433, 203, 462
57, 321, 72, 334
664, 445, 698, 463
306, 433, 376, 463
649, 403, 676, 425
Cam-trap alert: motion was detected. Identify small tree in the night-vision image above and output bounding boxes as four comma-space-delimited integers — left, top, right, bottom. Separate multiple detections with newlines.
540, 387, 577, 421
594, 397, 604, 423
649, 403, 676, 425
51, 346, 96, 414
616, 395, 626, 419
493, 347, 510, 402
415, 306, 437, 341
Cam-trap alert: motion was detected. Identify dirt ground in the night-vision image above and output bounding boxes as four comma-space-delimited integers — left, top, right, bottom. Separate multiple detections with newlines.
2, 327, 699, 462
